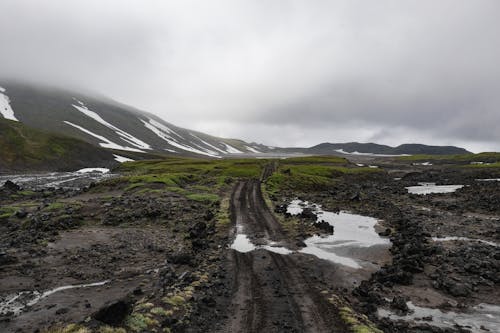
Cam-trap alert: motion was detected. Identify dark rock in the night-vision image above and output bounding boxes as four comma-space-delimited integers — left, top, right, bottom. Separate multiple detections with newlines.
133, 287, 143, 296
391, 296, 409, 313
189, 221, 207, 239
0, 252, 17, 266
93, 299, 132, 326
2, 180, 21, 192
299, 208, 316, 221
314, 220, 334, 234
15, 210, 28, 219
169, 252, 193, 265
55, 307, 69, 315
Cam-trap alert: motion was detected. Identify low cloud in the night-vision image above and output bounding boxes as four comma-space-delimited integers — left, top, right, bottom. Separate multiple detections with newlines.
1, 0, 499, 152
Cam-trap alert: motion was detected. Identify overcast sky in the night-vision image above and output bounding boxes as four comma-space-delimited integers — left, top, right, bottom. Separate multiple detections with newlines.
1, 0, 499, 152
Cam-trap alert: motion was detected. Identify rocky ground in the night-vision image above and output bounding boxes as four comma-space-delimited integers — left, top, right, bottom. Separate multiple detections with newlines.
0, 157, 499, 333
268, 160, 500, 333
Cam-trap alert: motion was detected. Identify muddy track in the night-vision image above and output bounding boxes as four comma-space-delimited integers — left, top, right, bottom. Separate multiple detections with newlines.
230, 179, 285, 242
217, 179, 344, 333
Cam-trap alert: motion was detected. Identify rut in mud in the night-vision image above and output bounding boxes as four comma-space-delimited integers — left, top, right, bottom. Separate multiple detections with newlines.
215, 180, 345, 333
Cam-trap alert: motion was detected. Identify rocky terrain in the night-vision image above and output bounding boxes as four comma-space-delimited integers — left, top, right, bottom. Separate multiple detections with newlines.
0, 154, 498, 332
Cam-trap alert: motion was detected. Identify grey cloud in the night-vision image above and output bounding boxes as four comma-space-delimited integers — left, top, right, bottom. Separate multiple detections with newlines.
1, 0, 499, 152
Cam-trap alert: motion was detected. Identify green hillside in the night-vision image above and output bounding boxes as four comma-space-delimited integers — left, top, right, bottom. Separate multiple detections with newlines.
0, 118, 116, 172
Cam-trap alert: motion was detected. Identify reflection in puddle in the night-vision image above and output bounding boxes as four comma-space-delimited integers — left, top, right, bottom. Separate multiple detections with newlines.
0, 280, 109, 316
287, 200, 391, 269
378, 302, 500, 333
406, 183, 463, 195
230, 234, 256, 253
230, 234, 293, 255
433, 236, 499, 248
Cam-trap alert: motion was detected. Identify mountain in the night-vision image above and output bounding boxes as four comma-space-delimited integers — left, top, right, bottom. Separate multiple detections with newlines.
0, 80, 471, 161
298, 142, 470, 156
0, 117, 116, 172
0, 81, 271, 159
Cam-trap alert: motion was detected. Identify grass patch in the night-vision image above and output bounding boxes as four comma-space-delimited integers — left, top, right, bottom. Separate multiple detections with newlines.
43, 324, 91, 333
125, 313, 159, 332
45, 202, 65, 211
162, 295, 186, 307
98, 326, 126, 333
216, 195, 231, 227
186, 193, 220, 204
0, 206, 17, 219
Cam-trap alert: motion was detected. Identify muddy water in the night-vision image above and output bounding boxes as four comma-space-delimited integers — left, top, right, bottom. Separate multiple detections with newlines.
378, 302, 500, 333
0, 169, 116, 190
0, 280, 109, 316
406, 182, 463, 195
287, 200, 391, 269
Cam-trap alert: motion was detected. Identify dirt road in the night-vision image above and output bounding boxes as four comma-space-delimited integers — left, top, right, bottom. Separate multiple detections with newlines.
215, 180, 347, 333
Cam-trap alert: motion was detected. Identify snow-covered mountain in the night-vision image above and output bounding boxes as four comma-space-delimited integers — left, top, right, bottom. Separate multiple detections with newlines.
0, 81, 270, 158
0, 81, 470, 159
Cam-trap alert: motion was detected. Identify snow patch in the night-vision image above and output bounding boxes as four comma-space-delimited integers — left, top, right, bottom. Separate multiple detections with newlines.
72, 101, 151, 150
76, 168, 110, 174
335, 149, 410, 157
245, 145, 261, 153
64, 121, 144, 153
222, 143, 243, 154
142, 118, 221, 158
406, 183, 463, 195
0, 87, 18, 121
113, 154, 134, 163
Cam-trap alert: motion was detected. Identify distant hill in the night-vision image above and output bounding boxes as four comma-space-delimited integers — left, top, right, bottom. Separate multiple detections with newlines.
297, 142, 470, 156
0, 118, 116, 172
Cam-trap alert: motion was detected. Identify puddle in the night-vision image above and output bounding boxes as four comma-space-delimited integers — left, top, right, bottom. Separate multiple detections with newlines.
287, 200, 391, 269
378, 302, 500, 333
433, 237, 499, 248
0, 280, 109, 316
406, 183, 463, 195
230, 234, 257, 253
475, 178, 500, 182
230, 234, 293, 255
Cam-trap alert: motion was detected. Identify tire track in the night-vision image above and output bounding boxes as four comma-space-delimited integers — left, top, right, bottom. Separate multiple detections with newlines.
216, 178, 344, 333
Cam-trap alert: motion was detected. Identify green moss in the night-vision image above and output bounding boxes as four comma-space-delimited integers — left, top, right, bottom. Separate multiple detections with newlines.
125, 313, 159, 332
216, 196, 231, 227
43, 324, 91, 333
150, 306, 172, 317
162, 295, 186, 307
46, 202, 65, 211
0, 206, 17, 219
186, 193, 220, 204
98, 326, 126, 333
338, 306, 383, 333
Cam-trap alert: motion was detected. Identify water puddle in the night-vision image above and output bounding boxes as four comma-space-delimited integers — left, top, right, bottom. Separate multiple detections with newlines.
230, 234, 293, 255
287, 200, 391, 269
378, 302, 500, 333
475, 178, 500, 182
432, 237, 499, 248
0, 280, 109, 316
406, 183, 463, 195
230, 234, 257, 253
